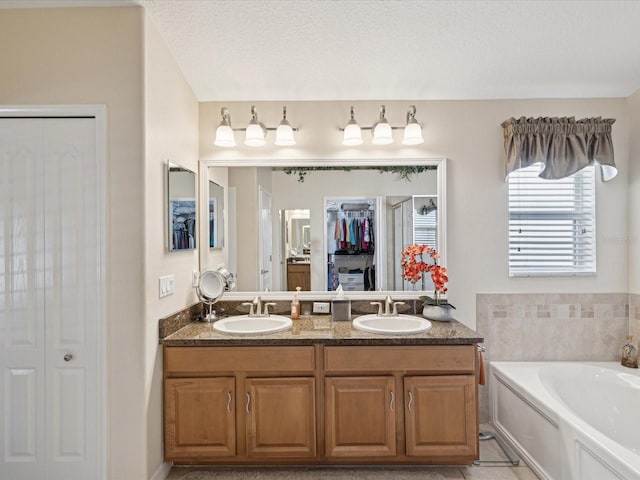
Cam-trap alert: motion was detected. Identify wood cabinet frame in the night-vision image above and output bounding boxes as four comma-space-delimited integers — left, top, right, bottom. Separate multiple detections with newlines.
163, 344, 478, 465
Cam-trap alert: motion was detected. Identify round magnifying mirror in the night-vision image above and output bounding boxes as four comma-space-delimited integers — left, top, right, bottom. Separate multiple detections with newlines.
197, 271, 225, 322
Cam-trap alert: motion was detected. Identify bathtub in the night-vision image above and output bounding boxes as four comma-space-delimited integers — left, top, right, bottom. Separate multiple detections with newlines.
490, 362, 640, 480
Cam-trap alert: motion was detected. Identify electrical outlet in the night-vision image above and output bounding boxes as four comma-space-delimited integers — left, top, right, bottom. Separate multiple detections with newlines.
313, 302, 330, 314
192, 270, 200, 287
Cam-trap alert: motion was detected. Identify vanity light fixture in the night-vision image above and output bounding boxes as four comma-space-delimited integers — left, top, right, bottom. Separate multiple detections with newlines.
213, 107, 236, 147
340, 104, 424, 146
214, 105, 299, 148
244, 105, 266, 147
275, 106, 296, 146
402, 105, 424, 145
372, 105, 393, 145
342, 106, 363, 146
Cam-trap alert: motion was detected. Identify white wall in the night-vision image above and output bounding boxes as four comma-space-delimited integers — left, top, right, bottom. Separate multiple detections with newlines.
143, 13, 199, 479
0, 7, 147, 479
628, 89, 640, 294
200, 99, 629, 329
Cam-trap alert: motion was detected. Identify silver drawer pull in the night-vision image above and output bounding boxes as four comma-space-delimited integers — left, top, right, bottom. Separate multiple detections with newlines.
63, 354, 73, 362
245, 392, 251, 413
390, 391, 395, 412
227, 391, 232, 413
408, 391, 414, 412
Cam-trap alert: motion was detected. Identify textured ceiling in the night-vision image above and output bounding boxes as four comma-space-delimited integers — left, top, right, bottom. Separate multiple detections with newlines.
5, 0, 640, 101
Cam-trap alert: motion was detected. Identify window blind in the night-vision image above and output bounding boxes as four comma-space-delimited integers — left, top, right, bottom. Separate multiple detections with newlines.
508, 165, 595, 276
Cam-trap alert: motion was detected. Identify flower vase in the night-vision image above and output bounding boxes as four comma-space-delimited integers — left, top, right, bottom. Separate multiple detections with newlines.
422, 304, 453, 322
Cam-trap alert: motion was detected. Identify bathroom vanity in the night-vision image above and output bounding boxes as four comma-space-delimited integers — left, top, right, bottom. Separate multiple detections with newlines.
161, 317, 482, 466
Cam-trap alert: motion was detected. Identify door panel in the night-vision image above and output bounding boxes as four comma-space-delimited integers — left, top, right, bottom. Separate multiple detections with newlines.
246, 377, 316, 458
0, 117, 102, 480
325, 376, 396, 457
405, 375, 478, 458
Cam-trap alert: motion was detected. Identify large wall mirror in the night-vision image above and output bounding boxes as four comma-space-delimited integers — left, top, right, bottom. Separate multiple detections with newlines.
200, 158, 446, 299
167, 162, 197, 252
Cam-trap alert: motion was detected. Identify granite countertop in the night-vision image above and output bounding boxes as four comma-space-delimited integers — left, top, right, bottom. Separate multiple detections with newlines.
161, 315, 483, 346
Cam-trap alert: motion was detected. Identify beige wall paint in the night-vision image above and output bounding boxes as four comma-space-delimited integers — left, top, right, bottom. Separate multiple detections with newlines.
200, 99, 629, 328
143, 13, 199, 478
628, 89, 640, 294
0, 7, 147, 480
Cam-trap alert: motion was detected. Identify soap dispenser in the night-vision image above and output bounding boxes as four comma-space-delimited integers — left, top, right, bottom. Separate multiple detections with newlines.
291, 287, 301, 320
621, 336, 638, 369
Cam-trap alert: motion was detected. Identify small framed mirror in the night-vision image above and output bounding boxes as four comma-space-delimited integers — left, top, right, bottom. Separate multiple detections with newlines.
209, 180, 224, 249
167, 162, 197, 252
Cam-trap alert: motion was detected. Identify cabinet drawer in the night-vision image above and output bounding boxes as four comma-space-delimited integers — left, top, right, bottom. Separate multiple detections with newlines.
324, 345, 475, 374
165, 346, 315, 376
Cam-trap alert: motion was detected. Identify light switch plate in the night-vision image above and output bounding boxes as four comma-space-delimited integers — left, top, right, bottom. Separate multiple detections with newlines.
159, 275, 175, 298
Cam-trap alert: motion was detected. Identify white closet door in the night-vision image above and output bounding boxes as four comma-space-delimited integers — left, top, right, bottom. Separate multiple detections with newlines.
0, 118, 47, 480
0, 117, 101, 480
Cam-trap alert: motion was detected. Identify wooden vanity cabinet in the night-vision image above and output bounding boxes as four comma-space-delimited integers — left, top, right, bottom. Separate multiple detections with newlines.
164, 344, 478, 464
164, 346, 317, 462
404, 375, 477, 458
325, 376, 396, 457
323, 345, 478, 463
245, 377, 316, 458
164, 377, 236, 459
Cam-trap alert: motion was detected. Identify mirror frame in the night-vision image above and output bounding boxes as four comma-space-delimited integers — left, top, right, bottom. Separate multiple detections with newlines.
200, 157, 447, 301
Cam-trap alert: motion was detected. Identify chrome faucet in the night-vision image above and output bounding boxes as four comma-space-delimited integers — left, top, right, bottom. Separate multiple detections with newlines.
370, 296, 405, 316
242, 296, 276, 317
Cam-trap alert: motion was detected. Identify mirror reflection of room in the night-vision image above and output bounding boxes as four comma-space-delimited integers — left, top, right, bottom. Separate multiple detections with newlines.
167, 163, 197, 252
283, 209, 311, 291
223, 164, 440, 292
326, 198, 377, 291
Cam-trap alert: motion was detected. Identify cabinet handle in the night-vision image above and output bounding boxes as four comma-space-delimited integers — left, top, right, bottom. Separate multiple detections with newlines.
408, 391, 413, 412
245, 392, 251, 413
227, 391, 232, 413
390, 391, 395, 412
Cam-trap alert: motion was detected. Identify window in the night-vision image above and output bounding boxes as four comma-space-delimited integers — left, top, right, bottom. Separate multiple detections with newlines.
508, 165, 595, 276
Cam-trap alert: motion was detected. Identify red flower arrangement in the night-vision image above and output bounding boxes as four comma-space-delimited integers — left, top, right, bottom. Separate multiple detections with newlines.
400, 244, 455, 308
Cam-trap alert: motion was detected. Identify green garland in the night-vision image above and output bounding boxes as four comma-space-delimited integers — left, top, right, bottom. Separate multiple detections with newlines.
281, 165, 436, 182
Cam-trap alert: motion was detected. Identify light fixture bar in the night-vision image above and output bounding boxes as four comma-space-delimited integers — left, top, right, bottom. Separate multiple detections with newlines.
214, 105, 298, 147
339, 104, 424, 145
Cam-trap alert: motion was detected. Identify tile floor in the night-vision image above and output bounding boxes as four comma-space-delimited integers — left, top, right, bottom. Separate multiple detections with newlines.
166, 426, 539, 480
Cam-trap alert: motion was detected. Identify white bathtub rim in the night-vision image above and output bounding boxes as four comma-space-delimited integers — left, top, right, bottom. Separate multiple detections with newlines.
491, 361, 640, 480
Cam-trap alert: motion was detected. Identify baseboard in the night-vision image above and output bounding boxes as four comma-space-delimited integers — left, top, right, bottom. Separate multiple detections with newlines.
150, 461, 172, 480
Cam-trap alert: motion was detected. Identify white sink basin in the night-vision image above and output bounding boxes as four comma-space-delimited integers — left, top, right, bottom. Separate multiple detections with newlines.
213, 315, 293, 335
352, 314, 432, 335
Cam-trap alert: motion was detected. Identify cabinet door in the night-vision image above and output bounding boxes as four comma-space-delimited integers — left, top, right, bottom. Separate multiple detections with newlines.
404, 375, 477, 458
164, 377, 236, 459
245, 377, 316, 458
325, 376, 396, 457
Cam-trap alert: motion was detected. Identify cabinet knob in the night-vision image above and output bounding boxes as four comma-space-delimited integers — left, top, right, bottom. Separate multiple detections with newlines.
63, 354, 73, 362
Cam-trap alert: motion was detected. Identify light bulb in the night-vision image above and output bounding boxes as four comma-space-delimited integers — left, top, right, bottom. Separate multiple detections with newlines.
372, 121, 393, 145
343, 123, 363, 146
214, 124, 235, 147
244, 123, 265, 147
402, 122, 424, 145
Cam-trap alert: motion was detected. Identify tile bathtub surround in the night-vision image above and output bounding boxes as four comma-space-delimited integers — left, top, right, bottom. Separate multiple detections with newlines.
630, 293, 640, 345
476, 292, 629, 423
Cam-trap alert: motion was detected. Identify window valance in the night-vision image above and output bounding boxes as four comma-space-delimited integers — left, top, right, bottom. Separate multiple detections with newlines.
502, 116, 617, 182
